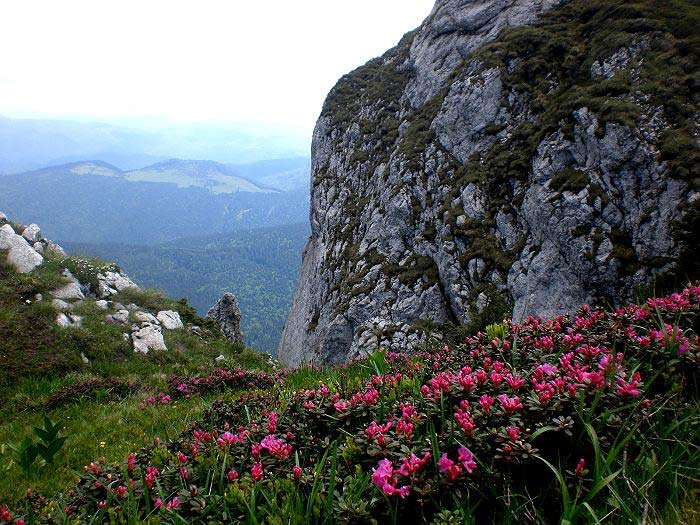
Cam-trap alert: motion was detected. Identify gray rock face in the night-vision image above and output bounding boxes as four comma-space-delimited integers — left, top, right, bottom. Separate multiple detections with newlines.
51, 269, 85, 302
0, 224, 44, 273
157, 310, 184, 330
56, 313, 83, 328
132, 325, 167, 354
98, 271, 139, 297
279, 0, 698, 366
207, 293, 244, 344
21, 224, 41, 243
105, 309, 130, 325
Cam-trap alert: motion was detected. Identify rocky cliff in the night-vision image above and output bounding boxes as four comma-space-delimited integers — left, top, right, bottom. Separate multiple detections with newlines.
279, 0, 700, 365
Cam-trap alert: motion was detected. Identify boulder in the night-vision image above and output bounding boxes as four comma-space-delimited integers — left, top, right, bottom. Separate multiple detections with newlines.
157, 310, 184, 330
95, 300, 110, 310
0, 224, 44, 273
50, 269, 85, 302
0, 212, 6, 221
207, 293, 244, 344
105, 309, 130, 325
56, 313, 82, 328
133, 311, 159, 325
21, 224, 41, 243
45, 240, 66, 257
132, 325, 167, 354
97, 271, 139, 297
52, 299, 72, 310
33, 242, 44, 254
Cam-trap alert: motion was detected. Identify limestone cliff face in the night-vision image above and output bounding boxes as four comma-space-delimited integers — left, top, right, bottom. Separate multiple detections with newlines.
279, 0, 700, 365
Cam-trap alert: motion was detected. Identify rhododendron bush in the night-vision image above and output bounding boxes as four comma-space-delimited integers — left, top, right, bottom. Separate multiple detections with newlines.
5, 285, 700, 523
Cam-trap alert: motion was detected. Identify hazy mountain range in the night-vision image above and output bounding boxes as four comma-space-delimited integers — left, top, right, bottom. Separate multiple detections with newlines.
0, 115, 310, 173
0, 157, 310, 244
0, 115, 311, 352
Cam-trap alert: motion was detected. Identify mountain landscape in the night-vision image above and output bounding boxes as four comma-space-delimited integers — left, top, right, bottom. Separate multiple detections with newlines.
1, 0, 699, 523
64, 222, 310, 354
0, 157, 310, 244
0, 116, 309, 174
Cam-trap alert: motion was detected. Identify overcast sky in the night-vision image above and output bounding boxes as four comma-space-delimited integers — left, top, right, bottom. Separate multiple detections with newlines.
0, 0, 435, 134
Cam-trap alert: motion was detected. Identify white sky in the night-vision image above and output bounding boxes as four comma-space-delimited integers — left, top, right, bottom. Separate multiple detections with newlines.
0, 0, 435, 134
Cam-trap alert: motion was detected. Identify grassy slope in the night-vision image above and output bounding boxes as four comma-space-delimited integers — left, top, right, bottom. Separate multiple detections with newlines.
0, 248, 270, 504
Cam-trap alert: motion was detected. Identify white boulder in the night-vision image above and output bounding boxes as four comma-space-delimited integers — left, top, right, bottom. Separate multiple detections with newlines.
56, 313, 82, 328
134, 311, 159, 325
157, 310, 183, 330
97, 271, 139, 297
33, 242, 44, 254
52, 299, 72, 310
95, 300, 110, 310
0, 224, 44, 273
105, 309, 130, 325
132, 325, 167, 354
51, 269, 85, 302
21, 224, 41, 243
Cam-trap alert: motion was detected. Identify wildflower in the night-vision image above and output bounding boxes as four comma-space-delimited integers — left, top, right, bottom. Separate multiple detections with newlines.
176, 452, 188, 464
217, 431, 237, 447
457, 446, 477, 474
479, 395, 495, 414
576, 458, 586, 477
98, 501, 106, 509
227, 469, 239, 482
260, 434, 293, 459
267, 412, 278, 433
396, 452, 431, 477
293, 466, 302, 479
155, 498, 163, 508
454, 408, 475, 436
438, 453, 461, 481
371, 459, 410, 498
251, 462, 264, 481
498, 394, 523, 416
166, 497, 179, 510
127, 453, 135, 472
506, 426, 519, 442
617, 372, 642, 398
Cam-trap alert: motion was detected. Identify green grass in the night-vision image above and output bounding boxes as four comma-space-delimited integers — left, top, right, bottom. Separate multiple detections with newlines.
0, 394, 213, 505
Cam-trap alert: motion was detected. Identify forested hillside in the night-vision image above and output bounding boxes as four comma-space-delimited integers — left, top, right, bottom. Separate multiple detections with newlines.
64, 223, 310, 354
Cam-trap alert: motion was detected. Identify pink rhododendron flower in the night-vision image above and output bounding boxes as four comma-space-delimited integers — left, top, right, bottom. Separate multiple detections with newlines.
458, 446, 476, 473
506, 426, 519, 442
371, 459, 410, 498
498, 394, 523, 415
479, 395, 495, 414
438, 453, 461, 481
251, 462, 264, 481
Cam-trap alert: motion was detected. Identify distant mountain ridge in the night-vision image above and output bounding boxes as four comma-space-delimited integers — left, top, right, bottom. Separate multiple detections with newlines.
0, 115, 309, 173
0, 158, 310, 244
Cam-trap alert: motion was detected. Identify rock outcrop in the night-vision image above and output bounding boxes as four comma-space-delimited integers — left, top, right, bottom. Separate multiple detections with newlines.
279, 0, 700, 365
0, 223, 44, 273
0, 212, 194, 354
207, 293, 244, 344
